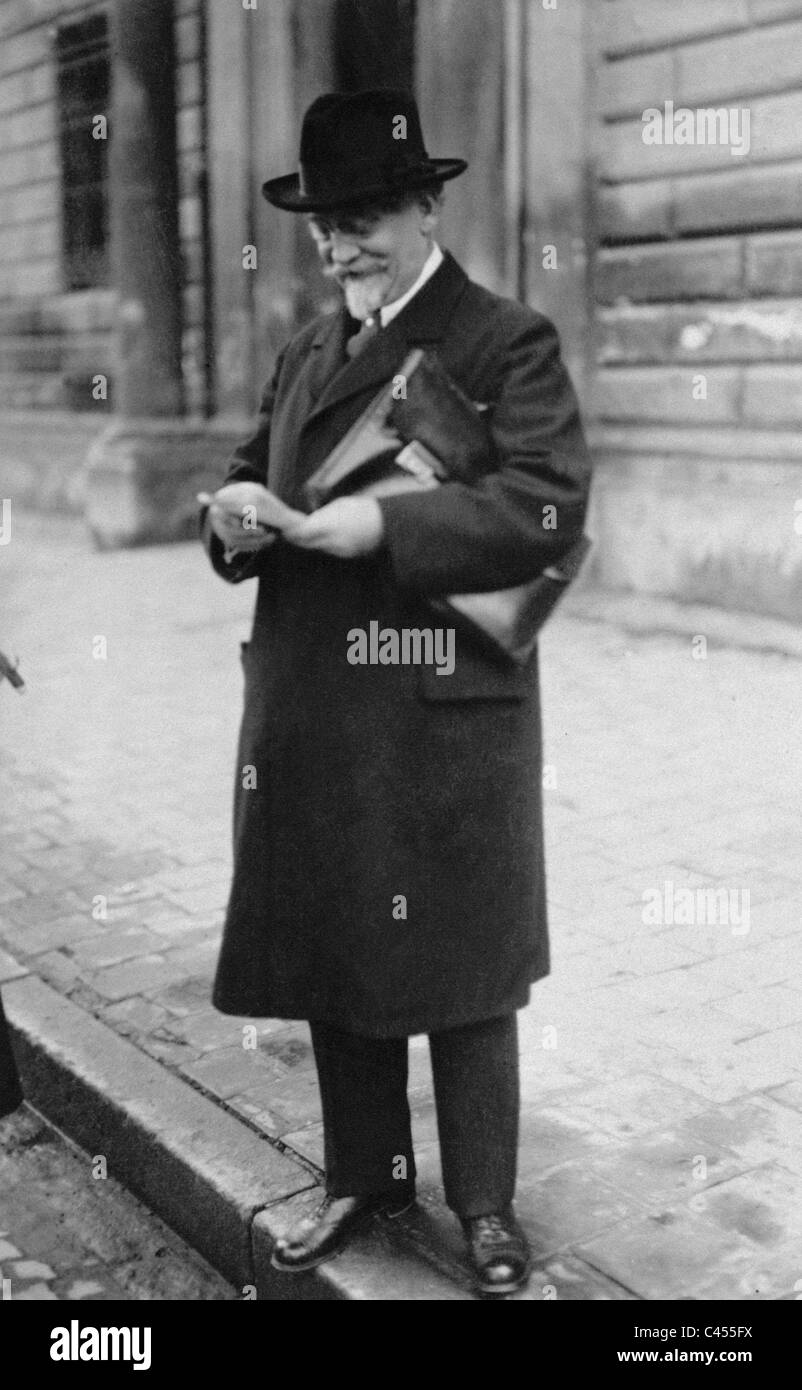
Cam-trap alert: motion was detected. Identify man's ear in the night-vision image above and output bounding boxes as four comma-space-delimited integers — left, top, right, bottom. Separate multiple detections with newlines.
418, 190, 442, 233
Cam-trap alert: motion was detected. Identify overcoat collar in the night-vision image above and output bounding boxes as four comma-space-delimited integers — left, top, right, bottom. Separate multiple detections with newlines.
303, 249, 469, 429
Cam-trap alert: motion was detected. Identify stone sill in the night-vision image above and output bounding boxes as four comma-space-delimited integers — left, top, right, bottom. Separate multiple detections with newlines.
589, 422, 802, 463
0, 411, 246, 538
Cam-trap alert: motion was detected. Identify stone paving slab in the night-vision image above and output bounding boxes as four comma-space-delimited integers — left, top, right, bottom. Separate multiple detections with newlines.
2, 510, 802, 1299
577, 1207, 800, 1302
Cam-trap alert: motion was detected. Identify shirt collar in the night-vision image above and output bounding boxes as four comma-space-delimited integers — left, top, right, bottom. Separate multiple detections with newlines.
375, 243, 444, 328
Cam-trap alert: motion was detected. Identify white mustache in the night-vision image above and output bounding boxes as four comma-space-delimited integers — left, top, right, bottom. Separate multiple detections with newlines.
327, 262, 387, 281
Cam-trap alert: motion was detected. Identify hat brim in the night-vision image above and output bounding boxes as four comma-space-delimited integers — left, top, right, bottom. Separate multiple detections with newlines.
261, 158, 468, 212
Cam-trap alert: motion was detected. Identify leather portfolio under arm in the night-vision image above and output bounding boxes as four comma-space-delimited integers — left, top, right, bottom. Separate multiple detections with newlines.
304, 348, 591, 665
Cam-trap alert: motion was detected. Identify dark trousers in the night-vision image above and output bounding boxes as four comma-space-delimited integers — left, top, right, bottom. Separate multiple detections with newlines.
310, 1012, 519, 1219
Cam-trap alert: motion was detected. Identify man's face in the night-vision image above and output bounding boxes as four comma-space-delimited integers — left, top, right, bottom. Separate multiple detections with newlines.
307, 197, 438, 321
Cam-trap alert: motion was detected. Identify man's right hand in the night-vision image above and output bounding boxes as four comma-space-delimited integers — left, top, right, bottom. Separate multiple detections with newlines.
199, 483, 303, 554
206, 504, 275, 554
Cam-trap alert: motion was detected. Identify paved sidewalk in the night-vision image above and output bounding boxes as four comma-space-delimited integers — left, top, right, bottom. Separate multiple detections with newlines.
2, 509, 802, 1299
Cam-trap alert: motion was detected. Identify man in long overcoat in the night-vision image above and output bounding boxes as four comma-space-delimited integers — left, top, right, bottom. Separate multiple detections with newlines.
201, 90, 592, 1296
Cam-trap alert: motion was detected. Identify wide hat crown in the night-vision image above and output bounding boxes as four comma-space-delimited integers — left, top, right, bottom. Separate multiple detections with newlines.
262, 88, 467, 213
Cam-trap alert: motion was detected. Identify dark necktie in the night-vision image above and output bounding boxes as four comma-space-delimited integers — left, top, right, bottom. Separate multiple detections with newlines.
346, 315, 381, 358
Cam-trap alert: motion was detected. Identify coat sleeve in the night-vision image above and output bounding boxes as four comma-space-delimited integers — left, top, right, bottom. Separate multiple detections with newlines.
200, 348, 287, 585
376, 315, 592, 595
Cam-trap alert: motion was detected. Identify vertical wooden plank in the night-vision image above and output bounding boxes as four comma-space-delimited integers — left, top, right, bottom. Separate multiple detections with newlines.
334, 0, 415, 90
195, 0, 214, 417
521, 0, 592, 395
287, 0, 338, 329
503, 0, 526, 302
205, 0, 254, 420
250, 0, 301, 392
110, 0, 183, 418
208, 0, 338, 410
416, 0, 507, 295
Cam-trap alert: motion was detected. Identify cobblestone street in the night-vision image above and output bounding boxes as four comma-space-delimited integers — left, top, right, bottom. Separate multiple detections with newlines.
2, 509, 802, 1299
0, 1106, 235, 1301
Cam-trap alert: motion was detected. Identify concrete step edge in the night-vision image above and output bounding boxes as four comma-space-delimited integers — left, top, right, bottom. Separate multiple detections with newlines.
2, 966, 472, 1300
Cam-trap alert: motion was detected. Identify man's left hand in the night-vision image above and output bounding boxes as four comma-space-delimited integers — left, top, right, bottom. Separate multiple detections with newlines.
282, 497, 385, 558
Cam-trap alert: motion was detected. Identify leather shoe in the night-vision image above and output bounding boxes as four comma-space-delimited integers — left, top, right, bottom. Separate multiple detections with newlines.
462, 1209, 531, 1296
271, 1188, 415, 1272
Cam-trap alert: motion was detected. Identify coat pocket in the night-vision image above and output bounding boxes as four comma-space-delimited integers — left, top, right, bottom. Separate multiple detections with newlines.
415, 645, 533, 703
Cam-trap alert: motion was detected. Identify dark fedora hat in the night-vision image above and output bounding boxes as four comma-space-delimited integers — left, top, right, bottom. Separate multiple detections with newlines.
262, 88, 467, 213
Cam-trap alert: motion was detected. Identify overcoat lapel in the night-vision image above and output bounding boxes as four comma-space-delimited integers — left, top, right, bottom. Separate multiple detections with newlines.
306, 251, 469, 427
266, 309, 349, 496
270, 251, 470, 506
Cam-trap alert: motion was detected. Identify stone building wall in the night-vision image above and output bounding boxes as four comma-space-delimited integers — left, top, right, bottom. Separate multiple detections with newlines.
0, 0, 205, 508
1, 0, 801, 621
590, 0, 802, 621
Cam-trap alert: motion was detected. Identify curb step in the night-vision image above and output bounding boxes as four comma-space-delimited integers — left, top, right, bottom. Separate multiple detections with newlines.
2, 963, 475, 1300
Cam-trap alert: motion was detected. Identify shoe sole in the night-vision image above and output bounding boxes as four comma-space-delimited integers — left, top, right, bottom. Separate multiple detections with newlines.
270, 1197, 416, 1274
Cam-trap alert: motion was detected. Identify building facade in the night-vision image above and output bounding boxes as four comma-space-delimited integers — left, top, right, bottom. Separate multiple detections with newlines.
594, 0, 802, 623
1, 0, 801, 623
